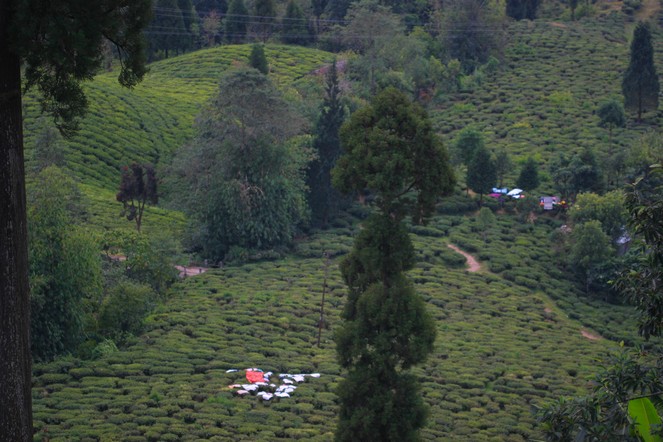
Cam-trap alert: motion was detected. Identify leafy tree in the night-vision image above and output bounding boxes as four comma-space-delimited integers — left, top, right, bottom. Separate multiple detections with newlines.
253, 0, 276, 42
628, 130, 663, 177
477, 206, 496, 242
327, 0, 352, 20
1, 1, 150, 438
116, 163, 158, 233
466, 145, 497, 205
178, 0, 198, 53
282, 0, 309, 45
225, 0, 249, 43
569, 0, 579, 20
98, 281, 157, 338
616, 164, 663, 338
516, 157, 540, 191
597, 98, 626, 140
573, 146, 604, 194
506, 0, 539, 20
311, 0, 329, 32
307, 60, 346, 227
622, 22, 660, 121
453, 127, 484, 166
342, 0, 403, 94
201, 10, 222, 47
494, 147, 512, 188
193, 0, 228, 17
569, 220, 613, 293
570, 191, 628, 242
248, 44, 269, 74
443, 0, 505, 73
169, 68, 307, 260
147, 0, 187, 59
332, 88, 454, 440
31, 119, 66, 172
28, 167, 102, 361
539, 165, 663, 439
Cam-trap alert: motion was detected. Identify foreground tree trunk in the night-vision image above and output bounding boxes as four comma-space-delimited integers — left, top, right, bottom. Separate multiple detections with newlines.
0, 0, 33, 439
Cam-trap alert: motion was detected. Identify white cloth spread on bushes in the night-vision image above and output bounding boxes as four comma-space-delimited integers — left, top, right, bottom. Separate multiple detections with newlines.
227, 368, 321, 401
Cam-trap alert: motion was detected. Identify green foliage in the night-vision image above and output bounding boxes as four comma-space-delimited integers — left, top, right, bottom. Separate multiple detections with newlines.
570, 191, 627, 241
628, 397, 663, 442
569, 220, 613, 292
307, 60, 346, 227
249, 44, 269, 74
98, 281, 158, 338
148, 0, 188, 60
517, 157, 540, 191
539, 349, 663, 441
453, 128, 485, 166
10, 0, 151, 133
615, 164, 663, 339
506, 0, 539, 20
282, 0, 310, 45
28, 166, 102, 361
467, 146, 497, 202
169, 67, 309, 260
225, 0, 249, 43
443, 0, 505, 73
31, 118, 66, 172
334, 87, 455, 222
477, 206, 496, 242
598, 98, 626, 133
622, 22, 659, 121
253, 0, 276, 41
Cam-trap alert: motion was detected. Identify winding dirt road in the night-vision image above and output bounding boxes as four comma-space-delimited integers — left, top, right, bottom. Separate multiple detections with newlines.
447, 244, 482, 272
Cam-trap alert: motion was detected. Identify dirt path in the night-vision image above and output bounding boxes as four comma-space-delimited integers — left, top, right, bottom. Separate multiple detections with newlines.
447, 244, 482, 272
581, 329, 603, 341
175, 265, 209, 278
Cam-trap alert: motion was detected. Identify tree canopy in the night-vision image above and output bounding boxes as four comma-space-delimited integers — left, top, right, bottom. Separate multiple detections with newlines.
333, 88, 453, 441
333, 87, 455, 222
168, 67, 308, 260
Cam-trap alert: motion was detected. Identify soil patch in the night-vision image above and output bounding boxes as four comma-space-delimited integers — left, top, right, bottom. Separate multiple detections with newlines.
447, 244, 482, 272
175, 265, 209, 278
581, 329, 603, 341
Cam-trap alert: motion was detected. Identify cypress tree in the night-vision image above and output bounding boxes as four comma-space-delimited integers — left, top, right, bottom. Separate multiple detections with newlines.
622, 22, 660, 121
307, 60, 345, 227
248, 44, 269, 74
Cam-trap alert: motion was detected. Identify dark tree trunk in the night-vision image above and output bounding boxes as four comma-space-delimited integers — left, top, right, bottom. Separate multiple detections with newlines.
0, 0, 33, 440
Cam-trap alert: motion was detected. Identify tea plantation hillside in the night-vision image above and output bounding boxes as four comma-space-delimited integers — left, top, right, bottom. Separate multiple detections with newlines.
433, 12, 663, 189
33, 211, 628, 441
22, 44, 335, 234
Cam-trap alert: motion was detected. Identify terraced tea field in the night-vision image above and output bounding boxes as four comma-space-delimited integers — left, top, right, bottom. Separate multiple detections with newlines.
34, 206, 648, 441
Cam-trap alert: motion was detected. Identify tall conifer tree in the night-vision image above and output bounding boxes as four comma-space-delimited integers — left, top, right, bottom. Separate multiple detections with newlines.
622, 22, 660, 121
332, 88, 455, 441
225, 0, 249, 43
307, 60, 345, 227
1, 1, 150, 438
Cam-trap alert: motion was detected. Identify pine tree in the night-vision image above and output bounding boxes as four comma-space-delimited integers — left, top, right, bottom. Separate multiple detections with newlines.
516, 157, 540, 191
225, 0, 249, 43
622, 22, 660, 121
333, 88, 455, 441
307, 60, 345, 227
282, 0, 309, 45
248, 44, 269, 74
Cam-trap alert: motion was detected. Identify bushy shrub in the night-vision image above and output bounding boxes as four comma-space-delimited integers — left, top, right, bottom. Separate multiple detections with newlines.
98, 281, 157, 338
